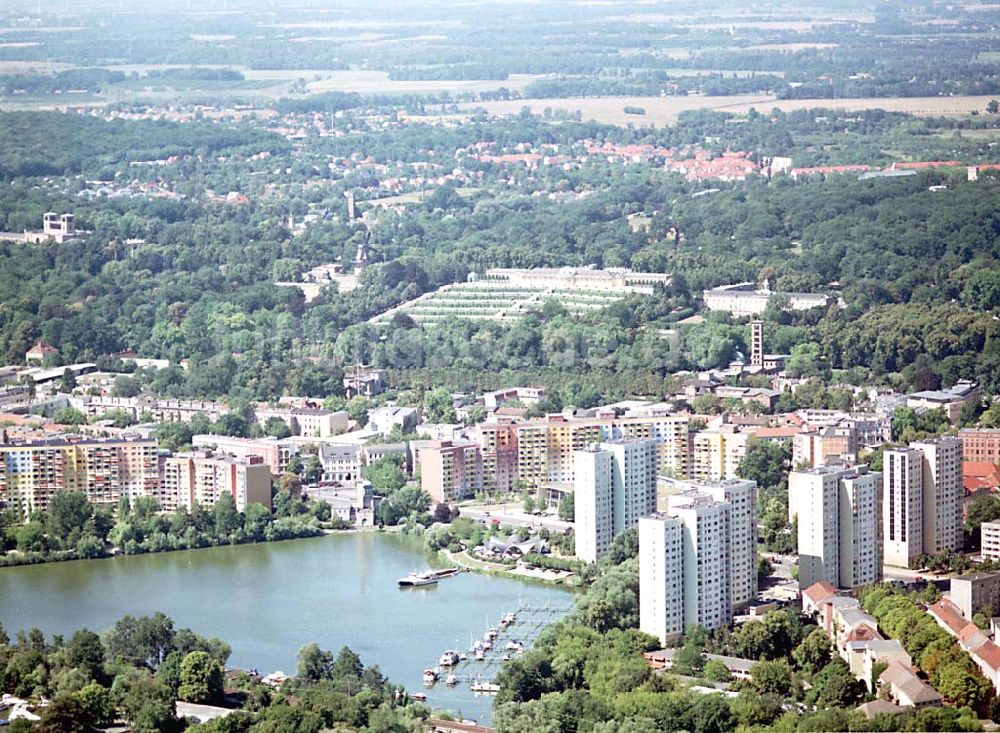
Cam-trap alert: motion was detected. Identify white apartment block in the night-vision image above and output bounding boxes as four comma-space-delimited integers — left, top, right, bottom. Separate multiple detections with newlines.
915, 438, 962, 556
982, 521, 1000, 561
674, 478, 759, 607
574, 447, 614, 563
639, 514, 685, 642
794, 464, 882, 590
573, 438, 657, 562
606, 438, 658, 535
883, 438, 962, 568
884, 448, 924, 568
669, 495, 733, 634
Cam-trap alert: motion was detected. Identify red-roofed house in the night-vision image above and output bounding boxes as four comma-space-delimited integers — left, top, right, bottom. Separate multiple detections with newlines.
802, 581, 838, 616
964, 462, 1000, 514
929, 599, 969, 636
930, 597, 1000, 693
25, 341, 57, 365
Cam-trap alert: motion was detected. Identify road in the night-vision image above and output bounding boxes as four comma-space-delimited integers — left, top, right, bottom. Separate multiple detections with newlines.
459, 502, 573, 533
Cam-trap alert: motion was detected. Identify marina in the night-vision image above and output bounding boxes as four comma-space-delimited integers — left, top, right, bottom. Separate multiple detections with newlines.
0, 533, 572, 724
421, 601, 576, 694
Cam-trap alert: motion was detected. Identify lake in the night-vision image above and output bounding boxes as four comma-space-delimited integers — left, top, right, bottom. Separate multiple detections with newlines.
0, 532, 573, 723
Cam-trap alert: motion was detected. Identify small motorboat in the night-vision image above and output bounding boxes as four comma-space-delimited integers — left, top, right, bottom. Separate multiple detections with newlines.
439, 650, 459, 667
471, 680, 501, 694
475, 648, 485, 661
501, 653, 510, 661
446, 674, 458, 686
423, 669, 439, 685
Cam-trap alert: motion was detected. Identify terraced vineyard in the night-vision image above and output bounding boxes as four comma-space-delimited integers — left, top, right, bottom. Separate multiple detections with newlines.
371, 277, 648, 326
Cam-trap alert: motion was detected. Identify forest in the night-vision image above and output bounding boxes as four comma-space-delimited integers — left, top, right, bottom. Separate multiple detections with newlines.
1, 108, 1000, 408
0, 610, 424, 733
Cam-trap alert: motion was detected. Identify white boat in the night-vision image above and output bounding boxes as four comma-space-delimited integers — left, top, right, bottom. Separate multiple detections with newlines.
483, 640, 493, 651
423, 669, 439, 684
475, 648, 485, 661
399, 572, 438, 588
471, 681, 501, 694
459, 652, 468, 661
439, 650, 459, 667
506, 640, 523, 652
446, 674, 458, 686
501, 653, 510, 661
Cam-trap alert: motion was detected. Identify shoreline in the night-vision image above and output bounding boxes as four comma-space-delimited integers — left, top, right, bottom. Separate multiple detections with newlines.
0, 524, 358, 570
437, 546, 580, 588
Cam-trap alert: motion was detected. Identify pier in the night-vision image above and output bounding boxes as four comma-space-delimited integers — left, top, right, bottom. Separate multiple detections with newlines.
424, 600, 575, 692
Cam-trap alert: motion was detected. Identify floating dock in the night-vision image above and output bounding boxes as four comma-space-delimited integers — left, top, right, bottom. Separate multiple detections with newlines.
424, 600, 575, 692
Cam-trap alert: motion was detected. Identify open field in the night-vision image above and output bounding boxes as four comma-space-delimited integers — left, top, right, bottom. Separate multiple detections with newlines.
459, 95, 778, 126
459, 94, 1000, 127
306, 70, 539, 95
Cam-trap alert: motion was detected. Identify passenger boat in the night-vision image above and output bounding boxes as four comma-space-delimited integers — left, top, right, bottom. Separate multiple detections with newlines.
399, 571, 438, 588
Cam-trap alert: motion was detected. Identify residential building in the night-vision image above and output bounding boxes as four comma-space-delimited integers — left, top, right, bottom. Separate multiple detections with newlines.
669, 495, 733, 633
575, 447, 615, 563
419, 440, 483, 504
0, 438, 159, 514
638, 513, 685, 642
883, 438, 962, 568
951, 572, 1000, 620
482, 386, 546, 410
84, 394, 227, 423
318, 443, 363, 484
665, 478, 758, 607
363, 443, 411, 474
929, 598, 1000, 694
879, 662, 943, 708
915, 438, 963, 555
573, 438, 657, 562
883, 447, 925, 568
368, 406, 420, 436
474, 420, 518, 493
252, 407, 348, 438
689, 428, 749, 482
960, 428, 1000, 465
517, 416, 603, 487
25, 341, 58, 365
640, 480, 759, 643
192, 435, 294, 475
792, 425, 858, 468
161, 451, 271, 512
793, 464, 881, 590
983, 520, 1000, 561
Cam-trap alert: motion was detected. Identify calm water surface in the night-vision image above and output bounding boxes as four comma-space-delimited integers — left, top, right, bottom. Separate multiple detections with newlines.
0, 532, 572, 723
